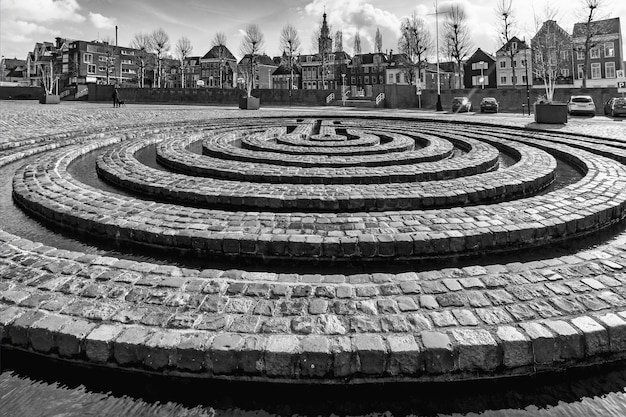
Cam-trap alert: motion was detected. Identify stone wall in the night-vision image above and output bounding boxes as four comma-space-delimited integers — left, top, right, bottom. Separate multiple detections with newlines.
0, 87, 44, 100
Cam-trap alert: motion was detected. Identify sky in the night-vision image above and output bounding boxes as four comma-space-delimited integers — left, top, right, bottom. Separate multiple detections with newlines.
1, 0, 625, 62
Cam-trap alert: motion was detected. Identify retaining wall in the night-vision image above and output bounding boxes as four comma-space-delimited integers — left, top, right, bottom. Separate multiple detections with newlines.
0, 87, 44, 100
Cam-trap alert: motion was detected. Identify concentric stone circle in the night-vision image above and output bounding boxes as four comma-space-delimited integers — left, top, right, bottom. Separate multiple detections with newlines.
2, 107, 626, 384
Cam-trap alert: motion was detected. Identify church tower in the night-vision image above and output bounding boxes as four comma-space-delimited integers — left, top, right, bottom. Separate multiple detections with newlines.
318, 12, 332, 56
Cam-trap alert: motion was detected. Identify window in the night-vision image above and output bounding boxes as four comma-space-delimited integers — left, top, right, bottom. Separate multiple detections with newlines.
500, 76, 507, 84
577, 64, 584, 79
84, 53, 93, 63
121, 50, 135, 56
560, 51, 568, 60
99, 56, 107, 62
396, 73, 400, 83
535, 52, 543, 63
499, 60, 506, 68
472, 75, 483, 86
606, 62, 616, 78
604, 42, 615, 58
364, 76, 370, 84
591, 62, 601, 79
590, 47, 600, 59
351, 76, 356, 84
121, 59, 133, 65
548, 51, 557, 65
513, 60, 517, 67
98, 66, 106, 72
576, 50, 585, 60
521, 75, 527, 83
561, 68, 570, 77
388, 74, 394, 82
87, 64, 96, 74
512, 42, 518, 51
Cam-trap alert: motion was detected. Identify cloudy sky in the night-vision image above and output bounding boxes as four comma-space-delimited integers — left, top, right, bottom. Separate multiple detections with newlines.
1, 0, 625, 61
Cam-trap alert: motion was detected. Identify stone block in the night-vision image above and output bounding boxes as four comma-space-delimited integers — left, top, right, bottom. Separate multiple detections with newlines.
175, 331, 212, 372
519, 322, 556, 364
571, 316, 610, 356
29, 314, 71, 353
496, 326, 532, 368
211, 333, 243, 374
239, 335, 266, 374
57, 319, 97, 357
265, 335, 299, 377
386, 335, 421, 376
299, 336, 331, 377
85, 324, 125, 363
597, 313, 626, 352
144, 329, 181, 370
113, 326, 153, 366
330, 336, 354, 377
451, 328, 499, 371
0, 306, 26, 341
420, 331, 455, 374
8, 310, 46, 347
543, 320, 584, 360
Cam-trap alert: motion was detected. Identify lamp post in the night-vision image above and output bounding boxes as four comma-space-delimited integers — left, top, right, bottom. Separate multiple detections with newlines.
341, 73, 346, 106
428, 0, 444, 111
523, 38, 530, 116
476, 61, 486, 89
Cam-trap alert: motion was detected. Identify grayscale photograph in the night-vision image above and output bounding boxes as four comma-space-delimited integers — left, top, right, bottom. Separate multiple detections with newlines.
1, 0, 626, 416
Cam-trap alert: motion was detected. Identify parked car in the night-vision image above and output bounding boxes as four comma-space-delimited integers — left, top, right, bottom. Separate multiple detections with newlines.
604, 97, 626, 117
567, 95, 596, 116
452, 97, 472, 112
480, 97, 499, 113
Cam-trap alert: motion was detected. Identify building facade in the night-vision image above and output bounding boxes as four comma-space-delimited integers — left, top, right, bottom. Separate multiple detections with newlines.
572, 17, 623, 88
271, 64, 302, 90
200, 45, 237, 88
531, 20, 574, 89
347, 52, 389, 94
237, 54, 277, 89
496, 37, 533, 88
463, 48, 497, 89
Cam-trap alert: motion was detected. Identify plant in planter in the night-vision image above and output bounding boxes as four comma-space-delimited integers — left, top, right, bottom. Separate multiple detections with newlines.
37, 58, 60, 104
530, 13, 572, 123
239, 24, 264, 110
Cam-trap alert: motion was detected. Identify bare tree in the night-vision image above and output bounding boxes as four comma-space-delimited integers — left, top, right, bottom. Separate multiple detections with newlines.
130, 32, 153, 87
335, 30, 343, 52
280, 24, 301, 93
353, 32, 362, 55
239, 24, 264, 96
101, 36, 117, 85
211, 32, 228, 88
532, 8, 572, 102
175, 37, 193, 88
444, 4, 472, 89
398, 12, 432, 86
374, 28, 383, 53
496, 0, 518, 88
575, 0, 605, 88
151, 28, 170, 88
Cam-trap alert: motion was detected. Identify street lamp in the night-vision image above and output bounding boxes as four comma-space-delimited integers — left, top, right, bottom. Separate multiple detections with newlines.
341, 73, 346, 106
429, 0, 444, 111
478, 61, 485, 89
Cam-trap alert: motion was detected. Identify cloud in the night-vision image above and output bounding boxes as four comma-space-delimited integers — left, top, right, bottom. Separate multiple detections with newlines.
0, 0, 85, 23
304, 0, 402, 53
89, 12, 115, 29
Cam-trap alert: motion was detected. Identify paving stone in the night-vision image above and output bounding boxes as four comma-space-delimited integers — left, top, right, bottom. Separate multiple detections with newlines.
519, 322, 556, 364
85, 324, 125, 363
265, 335, 299, 377
496, 326, 532, 368
451, 328, 499, 371
571, 316, 610, 356
421, 331, 455, 373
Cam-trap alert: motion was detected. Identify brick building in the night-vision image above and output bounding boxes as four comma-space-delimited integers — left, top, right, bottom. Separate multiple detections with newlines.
200, 45, 237, 88
496, 36, 533, 88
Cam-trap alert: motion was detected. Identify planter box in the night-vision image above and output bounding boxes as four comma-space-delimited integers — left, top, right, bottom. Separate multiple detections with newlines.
239, 96, 260, 110
39, 94, 61, 104
534, 103, 568, 124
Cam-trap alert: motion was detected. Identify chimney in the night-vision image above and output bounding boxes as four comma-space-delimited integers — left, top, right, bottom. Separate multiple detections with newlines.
115, 25, 118, 46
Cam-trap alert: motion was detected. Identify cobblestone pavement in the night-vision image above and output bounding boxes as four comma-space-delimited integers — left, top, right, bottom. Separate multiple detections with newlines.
2, 100, 626, 383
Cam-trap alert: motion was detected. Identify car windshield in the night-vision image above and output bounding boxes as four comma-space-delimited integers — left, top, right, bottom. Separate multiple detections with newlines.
614, 98, 626, 105
453, 98, 466, 103
482, 98, 496, 103
571, 97, 592, 103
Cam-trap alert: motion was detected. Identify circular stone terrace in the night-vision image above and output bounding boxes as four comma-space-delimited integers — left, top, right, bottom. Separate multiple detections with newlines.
2, 102, 626, 384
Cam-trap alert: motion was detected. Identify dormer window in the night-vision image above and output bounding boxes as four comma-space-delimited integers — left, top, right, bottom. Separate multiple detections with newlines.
512, 42, 517, 51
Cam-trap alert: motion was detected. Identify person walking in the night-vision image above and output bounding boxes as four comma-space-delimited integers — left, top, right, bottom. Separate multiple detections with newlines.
112, 87, 120, 108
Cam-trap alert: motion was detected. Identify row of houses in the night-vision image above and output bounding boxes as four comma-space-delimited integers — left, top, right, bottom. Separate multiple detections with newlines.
1, 14, 623, 93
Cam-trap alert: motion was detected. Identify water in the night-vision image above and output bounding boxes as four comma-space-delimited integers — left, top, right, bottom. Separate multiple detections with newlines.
2, 348, 626, 417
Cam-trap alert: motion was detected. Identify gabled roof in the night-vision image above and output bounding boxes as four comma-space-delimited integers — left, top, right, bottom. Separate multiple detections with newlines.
350, 52, 389, 65
497, 36, 529, 53
2, 58, 26, 69
238, 54, 277, 66
273, 65, 302, 76
202, 45, 236, 61
573, 17, 621, 38
467, 48, 495, 63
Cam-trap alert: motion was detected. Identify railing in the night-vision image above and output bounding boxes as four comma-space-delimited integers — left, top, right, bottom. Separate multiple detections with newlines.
75, 88, 88, 99
376, 92, 385, 105
60, 90, 71, 98
326, 92, 335, 104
